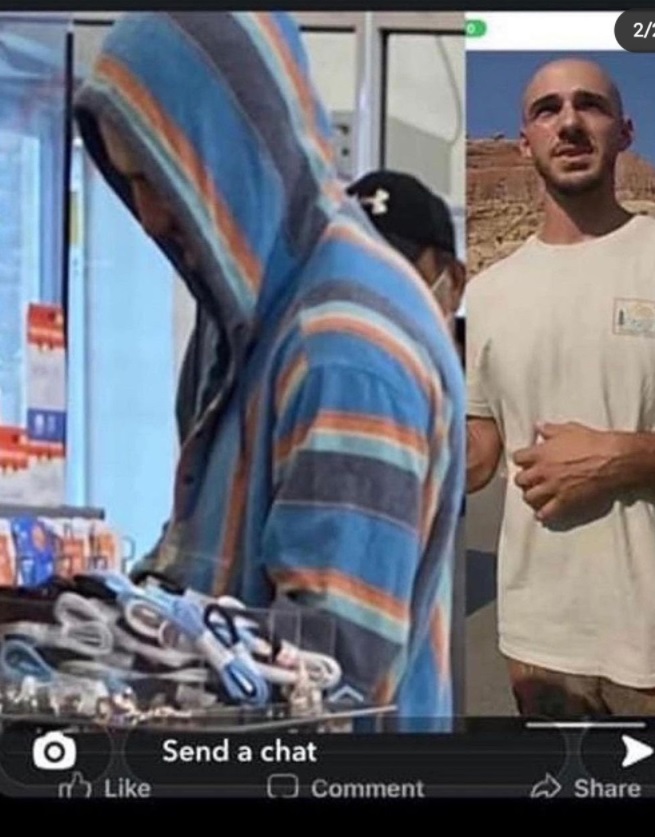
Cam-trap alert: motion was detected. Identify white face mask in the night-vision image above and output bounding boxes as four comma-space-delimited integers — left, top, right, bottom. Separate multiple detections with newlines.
428, 267, 454, 312
429, 269, 449, 297
427, 266, 463, 341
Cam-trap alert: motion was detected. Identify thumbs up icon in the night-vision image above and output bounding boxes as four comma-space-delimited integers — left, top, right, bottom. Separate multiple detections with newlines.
59, 771, 93, 799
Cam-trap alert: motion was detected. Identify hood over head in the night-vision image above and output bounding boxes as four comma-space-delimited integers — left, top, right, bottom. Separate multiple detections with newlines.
74, 12, 343, 360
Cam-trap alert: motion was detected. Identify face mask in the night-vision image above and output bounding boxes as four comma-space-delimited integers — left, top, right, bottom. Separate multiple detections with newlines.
429, 267, 454, 311
429, 269, 448, 296
427, 266, 463, 340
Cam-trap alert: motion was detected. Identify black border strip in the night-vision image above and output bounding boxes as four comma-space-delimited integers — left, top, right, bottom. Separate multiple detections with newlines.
300, 25, 355, 33
380, 27, 465, 36
72, 17, 117, 26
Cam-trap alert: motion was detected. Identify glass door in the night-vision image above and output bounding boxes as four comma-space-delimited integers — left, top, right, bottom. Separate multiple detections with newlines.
0, 12, 70, 429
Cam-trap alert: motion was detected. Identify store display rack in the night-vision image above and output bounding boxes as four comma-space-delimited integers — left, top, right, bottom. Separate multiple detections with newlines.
0, 505, 104, 520
0, 701, 396, 734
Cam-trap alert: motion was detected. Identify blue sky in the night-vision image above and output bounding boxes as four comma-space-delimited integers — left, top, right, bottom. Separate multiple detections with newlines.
467, 51, 655, 165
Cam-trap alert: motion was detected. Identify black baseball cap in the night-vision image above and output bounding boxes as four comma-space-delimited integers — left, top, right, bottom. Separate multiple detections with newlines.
347, 170, 457, 263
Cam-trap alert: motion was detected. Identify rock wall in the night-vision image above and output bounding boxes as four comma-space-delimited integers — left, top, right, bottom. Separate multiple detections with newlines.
466, 138, 655, 275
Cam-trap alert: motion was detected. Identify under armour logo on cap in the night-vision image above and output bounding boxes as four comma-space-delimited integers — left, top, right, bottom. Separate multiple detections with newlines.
347, 170, 457, 261
359, 188, 390, 216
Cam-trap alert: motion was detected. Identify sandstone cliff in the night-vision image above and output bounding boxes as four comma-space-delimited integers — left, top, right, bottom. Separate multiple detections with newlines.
467, 138, 655, 275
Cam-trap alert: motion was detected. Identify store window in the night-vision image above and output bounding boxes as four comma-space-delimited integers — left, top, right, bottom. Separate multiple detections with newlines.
0, 13, 69, 429
68, 19, 177, 555
382, 31, 466, 255
301, 29, 357, 181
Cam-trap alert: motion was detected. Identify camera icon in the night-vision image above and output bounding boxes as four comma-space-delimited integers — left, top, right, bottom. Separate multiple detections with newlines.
32, 731, 77, 771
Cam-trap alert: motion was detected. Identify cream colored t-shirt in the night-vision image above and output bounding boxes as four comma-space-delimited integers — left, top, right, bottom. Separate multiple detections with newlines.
467, 215, 655, 687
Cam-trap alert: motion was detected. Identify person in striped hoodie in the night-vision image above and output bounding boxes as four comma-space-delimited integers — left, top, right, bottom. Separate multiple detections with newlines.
74, 11, 465, 731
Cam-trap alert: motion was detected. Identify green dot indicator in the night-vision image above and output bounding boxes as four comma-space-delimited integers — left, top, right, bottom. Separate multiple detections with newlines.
466, 19, 487, 38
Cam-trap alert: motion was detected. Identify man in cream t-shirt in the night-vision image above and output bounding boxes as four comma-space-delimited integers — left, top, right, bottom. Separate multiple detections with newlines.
467, 57, 655, 716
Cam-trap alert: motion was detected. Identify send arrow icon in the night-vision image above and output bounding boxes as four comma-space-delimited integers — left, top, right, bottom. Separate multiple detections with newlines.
622, 735, 654, 768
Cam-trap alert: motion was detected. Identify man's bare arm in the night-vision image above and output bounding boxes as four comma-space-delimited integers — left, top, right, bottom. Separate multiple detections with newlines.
513, 422, 655, 524
467, 417, 503, 494
608, 431, 655, 493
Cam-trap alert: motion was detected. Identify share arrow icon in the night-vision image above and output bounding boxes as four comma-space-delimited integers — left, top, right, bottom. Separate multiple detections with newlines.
621, 735, 654, 768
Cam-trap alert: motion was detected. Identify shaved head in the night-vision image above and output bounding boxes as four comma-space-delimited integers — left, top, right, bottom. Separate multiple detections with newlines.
522, 58, 624, 125
518, 57, 632, 197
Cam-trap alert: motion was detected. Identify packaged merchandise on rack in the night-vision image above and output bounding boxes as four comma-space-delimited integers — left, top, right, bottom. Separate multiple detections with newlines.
0, 515, 379, 733
0, 367, 389, 729
0, 389, 388, 733
11, 516, 56, 587
0, 513, 134, 587
0, 520, 16, 586
0, 567, 381, 733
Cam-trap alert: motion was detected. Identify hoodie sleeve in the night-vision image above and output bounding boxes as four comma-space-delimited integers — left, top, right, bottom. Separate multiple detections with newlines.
261, 361, 446, 703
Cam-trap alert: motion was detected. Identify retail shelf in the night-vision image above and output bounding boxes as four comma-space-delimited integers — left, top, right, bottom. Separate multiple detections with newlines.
0, 504, 105, 519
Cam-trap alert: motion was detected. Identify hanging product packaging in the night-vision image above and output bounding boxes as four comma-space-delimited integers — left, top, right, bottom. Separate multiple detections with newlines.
50, 518, 90, 578
89, 520, 132, 572
10, 516, 56, 586
0, 519, 17, 585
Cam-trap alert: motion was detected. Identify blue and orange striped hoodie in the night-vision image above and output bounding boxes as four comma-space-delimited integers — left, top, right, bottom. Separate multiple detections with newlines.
74, 12, 465, 730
